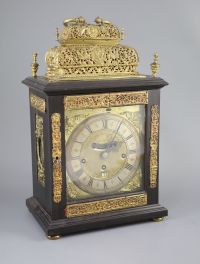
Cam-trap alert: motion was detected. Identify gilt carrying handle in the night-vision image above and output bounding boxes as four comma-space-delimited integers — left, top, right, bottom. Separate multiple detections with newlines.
63, 16, 86, 26
63, 16, 113, 27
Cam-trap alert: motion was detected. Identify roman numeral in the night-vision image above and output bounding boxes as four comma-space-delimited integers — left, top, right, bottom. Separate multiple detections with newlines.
118, 176, 123, 183
125, 134, 133, 141
104, 181, 107, 189
125, 163, 134, 171
102, 119, 107, 129
72, 139, 83, 144
75, 169, 83, 177
129, 149, 136, 154
87, 178, 93, 187
71, 156, 80, 160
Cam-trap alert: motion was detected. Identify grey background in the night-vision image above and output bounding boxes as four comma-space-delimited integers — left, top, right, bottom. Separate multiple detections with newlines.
0, 0, 200, 263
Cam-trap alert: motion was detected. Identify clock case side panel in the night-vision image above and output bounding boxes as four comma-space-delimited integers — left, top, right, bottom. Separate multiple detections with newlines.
28, 89, 52, 216
27, 88, 66, 220
145, 89, 160, 205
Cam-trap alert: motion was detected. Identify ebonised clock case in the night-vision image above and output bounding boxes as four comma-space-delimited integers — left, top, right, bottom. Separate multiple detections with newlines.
22, 75, 168, 237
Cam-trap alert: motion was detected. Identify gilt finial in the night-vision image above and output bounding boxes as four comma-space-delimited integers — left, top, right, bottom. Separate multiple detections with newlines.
151, 52, 159, 77
56, 27, 59, 41
95, 16, 103, 25
32, 52, 39, 77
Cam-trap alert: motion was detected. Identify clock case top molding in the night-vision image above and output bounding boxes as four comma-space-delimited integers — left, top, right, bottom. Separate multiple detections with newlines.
23, 76, 168, 237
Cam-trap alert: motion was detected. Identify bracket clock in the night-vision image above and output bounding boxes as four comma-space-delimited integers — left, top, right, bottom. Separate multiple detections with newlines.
22, 16, 168, 239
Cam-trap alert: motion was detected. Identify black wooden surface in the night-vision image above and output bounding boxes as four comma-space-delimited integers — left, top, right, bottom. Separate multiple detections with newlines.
23, 76, 168, 237
29, 89, 52, 216
27, 196, 168, 237
22, 76, 168, 95
146, 89, 160, 205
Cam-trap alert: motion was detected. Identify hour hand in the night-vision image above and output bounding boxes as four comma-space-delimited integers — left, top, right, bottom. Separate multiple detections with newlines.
92, 142, 108, 150
92, 141, 118, 151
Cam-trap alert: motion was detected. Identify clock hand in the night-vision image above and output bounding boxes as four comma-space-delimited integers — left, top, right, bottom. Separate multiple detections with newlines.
92, 119, 123, 152
92, 141, 118, 151
100, 141, 124, 159
92, 142, 108, 150
102, 119, 123, 153
110, 119, 123, 144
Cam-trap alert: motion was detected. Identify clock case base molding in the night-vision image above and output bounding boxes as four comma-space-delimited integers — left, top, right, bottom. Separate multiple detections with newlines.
26, 197, 168, 237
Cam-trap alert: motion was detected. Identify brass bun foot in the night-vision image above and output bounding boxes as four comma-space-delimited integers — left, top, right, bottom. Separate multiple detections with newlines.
153, 217, 165, 222
47, 235, 61, 240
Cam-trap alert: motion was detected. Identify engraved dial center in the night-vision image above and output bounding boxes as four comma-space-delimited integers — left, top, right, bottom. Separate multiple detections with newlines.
81, 129, 127, 180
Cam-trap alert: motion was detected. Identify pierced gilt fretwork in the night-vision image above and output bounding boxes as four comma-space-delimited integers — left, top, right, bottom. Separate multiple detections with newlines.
150, 105, 159, 188
64, 91, 148, 110
65, 193, 147, 218
45, 17, 144, 80
51, 113, 62, 203
35, 114, 45, 187
30, 94, 45, 113
45, 45, 140, 80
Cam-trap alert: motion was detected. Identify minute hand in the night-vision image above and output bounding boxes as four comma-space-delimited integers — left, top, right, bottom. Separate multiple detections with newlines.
110, 119, 123, 144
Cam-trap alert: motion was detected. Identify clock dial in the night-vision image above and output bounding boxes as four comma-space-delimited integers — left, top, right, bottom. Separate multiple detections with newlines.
66, 113, 141, 195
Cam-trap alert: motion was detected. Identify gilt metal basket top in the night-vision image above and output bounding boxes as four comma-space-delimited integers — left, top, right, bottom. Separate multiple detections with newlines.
42, 17, 148, 81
